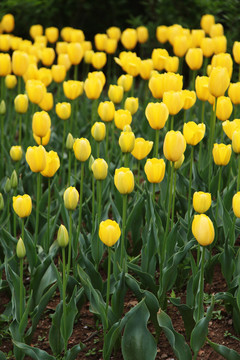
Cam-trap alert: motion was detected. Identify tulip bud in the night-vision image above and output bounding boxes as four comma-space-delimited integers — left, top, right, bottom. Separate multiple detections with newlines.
233, 42, 240, 64
182, 90, 196, 110
228, 82, 240, 105
210, 23, 224, 38
91, 122, 106, 142
5, 178, 11, 193
45, 27, 59, 43
10, 170, 18, 189
57, 224, 69, 247
145, 102, 169, 130
222, 119, 240, 140
117, 74, 133, 92
56, 102, 71, 120
92, 158, 108, 180
232, 130, 240, 154
163, 91, 184, 115
99, 219, 121, 247
89, 155, 95, 171
91, 52, 107, 70
13, 194, 32, 217
94, 33, 107, 51
41, 151, 60, 178
32, 111, 51, 138
1, 14, 15, 33
63, 186, 79, 210
33, 129, 51, 146
208, 67, 230, 98
174, 154, 185, 169
39, 92, 53, 112
84, 77, 102, 100
68, 42, 83, 65
137, 26, 149, 44
73, 138, 91, 162
200, 14, 215, 34
216, 96, 233, 121
16, 238, 26, 259
151, 48, 169, 71
192, 214, 215, 246
193, 192, 211, 213
156, 25, 168, 43
0, 100, 6, 115
41, 47, 55, 67
14, 95, 28, 114
63, 80, 84, 100
108, 84, 124, 104
98, 101, 115, 122
185, 48, 203, 70
52, 64, 66, 83
5, 74, 17, 89
107, 27, 121, 41
26, 145, 47, 172
144, 158, 165, 183
66, 133, 74, 150
0, 193, 4, 211
195, 76, 209, 102
121, 28, 137, 50
163, 131, 186, 162
124, 97, 139, 115
119, 131, 135, 153
30, 24, 43, 39
114, 167, 134, 194
212, 143, 232, 166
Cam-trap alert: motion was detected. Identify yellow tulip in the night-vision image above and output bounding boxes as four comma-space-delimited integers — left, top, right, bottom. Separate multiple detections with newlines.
119, 131, 135, 153
26, 145, 47, 172
131, 137, 153, 160
56, 41, 68, 55
107, 27, 121, 41
144, 158, 165, 183
173, 35, 189, 57
117, 74, 133, 92
114, 109, 132, 130
232, 192, 240, 218
58, 53, 71, 71
57, 224, 69, 248
91, 122, 106, 142
94, 33, 107, 51
216, 96, 233, 121
200, 14, 215, 34
41, 47, 55, 67
38, 67, 52, 87
139, 59, 154, 80
56, 102, 71, 120
232, 130, 240, 154
88, 71, 106, 88
121, 28, 137, 50
91, 52, 107, 69
67, 42, 83, 65
124, 97, 139, 115
222, 119, 240, 140
151, 48, 168, 71
182, 90, 196, 110
52, 64, 66, 83
45, 27, 59, 43
145, 102, 169, 130
14, 94, 28, 114
0, 35, 11, 52
13, 194, 32, 218
26, 79, 46, 104
63, 186, 79, 210
156, 25, 168, 43
84, 77, 102, 100
136, 26, 149, 44
163, 90, 184, 115
73, 138, 91, 162
40, 151, 60, 177
183, 121, 205, 146
163, 130, 186, 162
185, 48, 203, 70
114, 167, 134, 194
200, 38, 214, 58
70, 29, 85, 43
192, 214, 215, 246
213, 36, 227, 54
63, 80, 84, 100
193, 192, 211, 213
98, 101, 115, 122
212, 143, 232, 166
16, 238, 26, 259
39, 92, 54, 112
233, 41, 240, 64
0, 53, 11, 76
211, 53, 233, 78
5, 74, 17, 89
92, 158, 108, 180
108, 84, 124, 104
208, 67, 230, 98
105, 38, 118, 54
195, 76, 210, 102
191, 29, 205, 48
228, 83, 240, 105
33, 129, 51, 146
1, 14, 15, 33
99, 219, 121, 247
84, 50, 94, 64
164, 56, 179, 73
32, 111, 51, 138
30, 24, 43, 40
210, 23, 224, 38
10, 146, 23, 162
174, 154, 185, 169
61, 27, 73, 42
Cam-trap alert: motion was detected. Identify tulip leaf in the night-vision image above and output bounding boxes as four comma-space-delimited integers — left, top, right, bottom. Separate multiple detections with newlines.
24, 228, 39, 271
64, 343, 86, 360
121, 300, 157, 360
60, 286, 78, 344
0, 350, 7, 360
0, 227, 17, 257
207, 338, 240, 360
81, 251, 103, 291
9, 320, 25, 360
223, 180, 236, 211
49, 301, 64, 356
157, 308, 192, 360
190, 296, 215, 357
127, 262, 157, 294
13, 340, 55, 360
5, 264, 22, 323
111, 271, 126, 320
170, 298, 195, 339
219, 244, 235, 285
19, 290, 33, 338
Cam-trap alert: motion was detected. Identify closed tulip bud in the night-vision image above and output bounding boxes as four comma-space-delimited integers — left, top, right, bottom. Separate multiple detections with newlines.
84, 50, 94, 64
57, 224, 69, 247
222, 119, 240, 140
26, 145, 47, 172
201, 14, 215, 34
193, 192, 211, 213
5, 178, 11, 193
41, 47, 55, 67
233, 192, 240, 218
137, 26, 149, 44
89, 155, 95, 171
121, 28, 137, 50
37, 67, 52, 87
1, 14, 15, 33
63, 80, 84, 100
10, 170, 18, 189
114, 109, 132, 130
195, 76, 209, 102
12, 50, 29, 76
99, 219, 121, 247
84, 77, 102, 100
107, 27, 121, 41
156, 25, 168, 43
41, 151, 60, 177
183, 121, 205, 146
144, 158, 165, 183
68, 42, 83, 65
173, 35, 189, 57
58, 53, 71, 71
0, 53, 11, 76
148, 73, 164, 99
0, 100, 6, 115
0, 193, 4, 211
45, 27, 59, 43
192, 214, 215, 246
64, 186, 79, 210
139, 59, 154, 80
33, 128, 51, 146
66, 133, 74, 150
163, 130, 186, 162
16, 238, 26, 259
0, 35, 11, 52
108, 84, 124, 104
124, 97, 139, 115
210, 23, 224, 38
233, 42, 240, 64
174, 153, 185, 169
105, 38, 118, 54
92, 52, 107, 69
98, 101, 115, 122
182, 90, 196, 110
163, 90, 184, 115
212, 143, 232, 166
13, 194, 32, 218
185, 48, 203, 70
56, 41, 68, 55
30, 24, 43, 39
228, 83, 240, 105
119, 131, 135, 153
164, 56, 179, 73
211, 53, 233, 78
216, 96, 233, 121
114, 167, 134, 194
51, 65, 66, 83
56, 102, 71, 120
213, 36, 227, 54
131, 137, 153, 160
191, 29, 205, 47
5, 74, 17, 89
91, 122, 106, 142
232, 130, 240, 154
73, 138, 91, 162
10, 146, 23, 162
70, 29, 85, 42
201, 38, 214, 58
60, 27, 73, 42
26, 80, 46, 104
145, 102, 169, 130
32, 111, 51, 138
94, 33, 107, 51
168, 24, 183, 46
209, 67, 230, 98
14, 94, 28, 114
92, 158, 108, 180
39, 92, 53, 112
117, 74, 133, 92
151, 48, 169, 71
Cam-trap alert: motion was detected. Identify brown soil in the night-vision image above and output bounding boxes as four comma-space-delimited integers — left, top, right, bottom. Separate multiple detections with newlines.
0, 264, 240, 360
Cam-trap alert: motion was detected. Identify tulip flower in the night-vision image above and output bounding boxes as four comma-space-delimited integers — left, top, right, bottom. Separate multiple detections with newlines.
144, 158, 165, 184
183, 122, 205, 146
13, 194, 32, 218
151, 48, 169, 71
63, 186, 79, 211
200, 38, 214, 59
41, 47, 55, 67
10, 146, 23, 162
1, 13, 15, 33
107, 26, 121, 41
114, 109, 132, 130
0, 53, 11, 79
92, 158, 108, 181
45, 26, 59, 43
12, 50, 29, 77
117, 74, 133, 92
39, 92, 53, 112
209, 66, 230, 98
124, 97, 139, 115
98, 101, 115, 122
216, 96, 233, 122
5, 74, 17, 89
57, 225, 69, 248
222, 119, 240, 140
108, 84, 124, 104
32, 111, 51, 139
185, 48, 203, 71
119, 130, 135, 154
92, 52, 107, 70
200, 14, 215, 34
156, 25, 168, 43
84, 77, 102, 100
26, 80, 46, 105
228, 83, 240, 118
121, 28, 137, 50
193, 192, 212, 214
173, 35, 189, 58
212, 143, 232, 166
52, 64, 66, 84
63, 80, 84, 100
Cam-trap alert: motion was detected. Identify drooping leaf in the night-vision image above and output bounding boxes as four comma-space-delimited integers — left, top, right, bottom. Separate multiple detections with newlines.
207, 338, 240, 360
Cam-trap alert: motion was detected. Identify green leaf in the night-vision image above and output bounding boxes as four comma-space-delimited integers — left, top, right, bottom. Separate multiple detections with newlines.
61, 286, 78, 344
170, 298, 195, 339
19, 290, 33, 338
65, 343, 86, 360
157, 309, 192, 360
6, 265, 21, 322
190, 297, 215, 357
111, 271, 126, 320
82, 252, 103, 291
207, 338, 240, 360
219, 244, 235, 285
13, 340, 55, 360
122, 301, 157, 360
127, 262, 157, 294
49, 302, 64, 356
0, 350, 7, 360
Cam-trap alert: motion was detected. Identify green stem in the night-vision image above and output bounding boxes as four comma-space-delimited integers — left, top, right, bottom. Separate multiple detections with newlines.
171, 169, 177, 228
92, 175, 95, 233
18, 76, 21, 94
208, 103, 216, 190
234, 104, 238, 119
70, 100, 73, 133
35, 172, 41, 246
105, 122, 110, 161
1, 115, 4, 175
237, 154, 240, 192
169, 115, 174, 131
188, 147, 194, 223
191, 70, 196, 91
215, 166, 223, 224
74, 156, 77, 187
137, 161, 141, 187
47, 178, 51, 252
152, 183, 156, 202
163, 163, 174, 261
97, 180, 102, 225
68, 150, 72, 186
198, 101, 205, 166
20, 258, 24, 321
19, 114, 22, 146
124, 153, 129, 167
77, 162, 84, 242
67, 210, 72, 280
197, 246, 206, 322
120, 194, 127, 267
196, 243, 200, 268
62, 247, 67, 353
97, 142, 100, 158
154, 129, 159, 157
62, 120, 67, 161
105, 246, 112, 329
74, 64, 78, 81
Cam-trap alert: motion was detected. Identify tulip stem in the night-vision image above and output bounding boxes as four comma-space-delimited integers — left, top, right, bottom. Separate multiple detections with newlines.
19, 114, 22, 146
77, 162, 84, 245
0, 115, 4, 176
237, 155, 240, 192
74, 64, 78, 81
68, 150, 72, 186
171, 169, 177, 228
163, 163, 174, 262
92, 175, 95, 233
124, 153, 129, 167
19, 257, 24, 321
67, 210, 72, 280
208, 103, 216, 190
120, 194, 127, 267
97, 142, 100, 158
13, 190, 17, 238
97, 180, 102, 265
62, 120, 67, 162
215, 166, 223, 225
198, 102, 205, 169
137, 161, 141, 187
197, 246, 206, 322
191, 70, 196, 91
187, 146, 194, 223
35, 172, 41, 246
152, 183, 156, 202
47, 178, 51, 252
74, 157, 77, 187
62, 247, 67, 353
234, 104, 238, 119
106, 122, 110, 162
154, 129, 159, 157
105, 246, 112, 329
70, 100, 73, 133
169, 115, 174, 131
